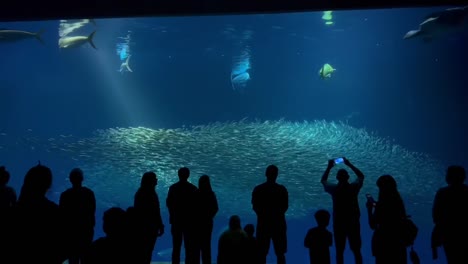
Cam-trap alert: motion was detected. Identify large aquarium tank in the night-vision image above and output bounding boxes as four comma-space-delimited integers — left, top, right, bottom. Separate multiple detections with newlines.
0, 4, 467, 263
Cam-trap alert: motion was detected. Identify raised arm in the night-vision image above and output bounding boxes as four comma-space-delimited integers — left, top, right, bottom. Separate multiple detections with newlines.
321, 159, 335, 185
344, 158, 364, 185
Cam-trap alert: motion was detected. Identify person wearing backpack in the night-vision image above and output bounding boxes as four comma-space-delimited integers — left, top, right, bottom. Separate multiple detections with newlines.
366, 175, 413, 264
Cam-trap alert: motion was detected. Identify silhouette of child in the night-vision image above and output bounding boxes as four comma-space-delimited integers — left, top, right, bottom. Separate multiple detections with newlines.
244, 224, 260, 263
304, 209, 333, 264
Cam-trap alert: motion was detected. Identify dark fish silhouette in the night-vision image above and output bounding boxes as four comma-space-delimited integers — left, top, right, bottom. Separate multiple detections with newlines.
0, 29, 45, 44
404, 6, 468, 42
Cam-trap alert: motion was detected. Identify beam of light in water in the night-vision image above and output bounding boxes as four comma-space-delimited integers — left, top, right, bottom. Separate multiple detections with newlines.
80, 20, 138, 124
226, 28, 254, 93
116, 31, 133, 73
4, 119, 446, 218
231, 48, 251, 92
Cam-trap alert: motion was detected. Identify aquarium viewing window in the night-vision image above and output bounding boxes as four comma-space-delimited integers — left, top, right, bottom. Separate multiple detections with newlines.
0, 2, 467, 263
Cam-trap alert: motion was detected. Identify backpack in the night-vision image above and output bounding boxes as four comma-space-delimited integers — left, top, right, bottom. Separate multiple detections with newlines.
401, 215, 418, 247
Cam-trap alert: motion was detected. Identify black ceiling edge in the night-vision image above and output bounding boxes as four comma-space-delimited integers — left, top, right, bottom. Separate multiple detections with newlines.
1, 0, 468, 22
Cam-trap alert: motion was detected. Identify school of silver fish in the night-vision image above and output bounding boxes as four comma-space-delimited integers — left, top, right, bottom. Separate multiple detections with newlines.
0, 119, 445, 218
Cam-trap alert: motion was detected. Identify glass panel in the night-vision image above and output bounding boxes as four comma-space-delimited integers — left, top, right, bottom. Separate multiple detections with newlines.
0, 6, 466, 263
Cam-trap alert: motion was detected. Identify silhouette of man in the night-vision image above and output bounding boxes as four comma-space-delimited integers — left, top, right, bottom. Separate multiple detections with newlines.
59, 168, 96, 264
252, 165, 288, 264
432, 165, 468, 263
321, 158, 364, 264
166, 167, 199, 264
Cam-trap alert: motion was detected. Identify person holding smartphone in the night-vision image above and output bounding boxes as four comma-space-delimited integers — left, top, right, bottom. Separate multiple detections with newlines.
320, 157, 365, 264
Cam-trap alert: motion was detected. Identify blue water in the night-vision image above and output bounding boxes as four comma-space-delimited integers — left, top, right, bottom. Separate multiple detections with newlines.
0, 7, 467, 263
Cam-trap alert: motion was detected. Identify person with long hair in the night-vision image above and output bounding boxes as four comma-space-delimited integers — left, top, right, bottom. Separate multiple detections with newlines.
15, 163, 66, 264
197, 175, 218, 264
367, 175, 408, 264
134, 171, 165, 263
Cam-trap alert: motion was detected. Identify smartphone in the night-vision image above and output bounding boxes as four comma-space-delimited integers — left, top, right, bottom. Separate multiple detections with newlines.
366, 193, 376, 206
334, 157, 344, 164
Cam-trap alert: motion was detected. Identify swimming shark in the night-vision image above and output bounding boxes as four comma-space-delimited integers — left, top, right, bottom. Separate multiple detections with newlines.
0, 29, 45, 44
118, 55, 133, 73
58, 31, 97, 49
404, 6, 468, 41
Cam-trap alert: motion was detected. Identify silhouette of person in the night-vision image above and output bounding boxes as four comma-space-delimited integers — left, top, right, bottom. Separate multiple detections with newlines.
0, 166, 16, 210
252, 165, 288, 264
321, 158, 364, 264
244, 224, 260, 263
83, 207, 129, 264
133, 171, 165, 264
367, 175, 408, 264
0, 166, 16, 263
304, 209, 333, 264
166, 167, 199, 264
59, 168, 96, 264
14, 163, 66, 264
432, 165, 468, 263
217, 215, 248, 264
196, 174, 218, 264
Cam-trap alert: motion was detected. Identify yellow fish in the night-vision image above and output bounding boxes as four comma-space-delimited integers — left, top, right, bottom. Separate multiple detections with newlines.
318, 63, 336, 79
